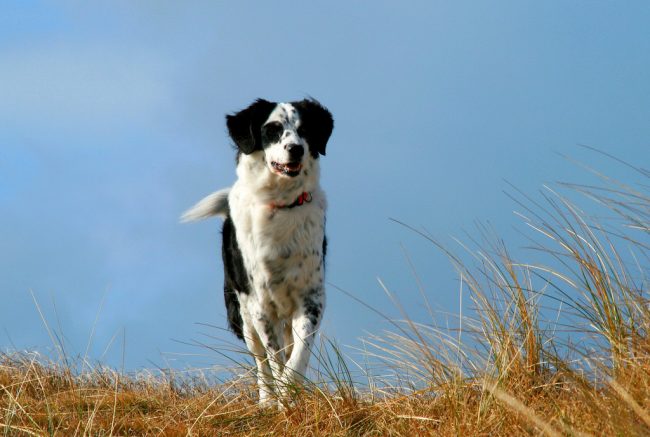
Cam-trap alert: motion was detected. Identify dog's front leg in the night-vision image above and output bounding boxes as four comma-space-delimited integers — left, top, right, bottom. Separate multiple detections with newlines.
280, 288, 325, 395
241, 297, 285, 407
241, 318, 275, 407
248, 308, 285, 390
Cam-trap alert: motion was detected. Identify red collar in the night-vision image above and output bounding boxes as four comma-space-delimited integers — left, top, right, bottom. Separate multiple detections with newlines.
270, 191, 312, 209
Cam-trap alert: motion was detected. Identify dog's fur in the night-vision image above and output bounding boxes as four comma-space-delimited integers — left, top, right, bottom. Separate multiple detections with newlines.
182, 98, 333, 407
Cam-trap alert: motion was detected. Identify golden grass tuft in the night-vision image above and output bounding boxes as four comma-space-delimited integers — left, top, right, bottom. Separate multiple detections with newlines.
1, 354, 648, 435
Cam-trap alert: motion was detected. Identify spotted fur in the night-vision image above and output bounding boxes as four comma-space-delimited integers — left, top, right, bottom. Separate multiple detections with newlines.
183, 98, 333, 407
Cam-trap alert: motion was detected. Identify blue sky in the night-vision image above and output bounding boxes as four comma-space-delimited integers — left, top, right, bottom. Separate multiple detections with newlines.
1, 2, 649, 371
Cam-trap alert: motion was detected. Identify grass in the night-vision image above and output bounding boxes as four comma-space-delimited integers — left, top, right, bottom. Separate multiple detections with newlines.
1, 153, 649, 436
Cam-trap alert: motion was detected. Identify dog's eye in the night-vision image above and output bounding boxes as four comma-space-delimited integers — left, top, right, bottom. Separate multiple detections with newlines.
297, 125, 307, 138
262, 122, 283, 143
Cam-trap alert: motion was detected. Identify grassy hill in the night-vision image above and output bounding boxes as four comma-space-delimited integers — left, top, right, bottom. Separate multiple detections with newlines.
2, 159, 649, 436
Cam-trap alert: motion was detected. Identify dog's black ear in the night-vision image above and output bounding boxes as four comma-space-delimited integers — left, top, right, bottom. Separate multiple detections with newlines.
226, 99, 276, 154
293, 98, 334, 156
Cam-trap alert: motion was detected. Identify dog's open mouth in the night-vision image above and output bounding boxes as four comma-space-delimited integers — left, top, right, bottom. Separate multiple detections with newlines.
271, 161, 302, 177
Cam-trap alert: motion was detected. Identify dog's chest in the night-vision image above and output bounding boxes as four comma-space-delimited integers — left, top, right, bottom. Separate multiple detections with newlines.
233, 198, 325, 315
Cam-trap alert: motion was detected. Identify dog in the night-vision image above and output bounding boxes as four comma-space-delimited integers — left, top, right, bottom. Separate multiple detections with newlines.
182, 98, 334, 407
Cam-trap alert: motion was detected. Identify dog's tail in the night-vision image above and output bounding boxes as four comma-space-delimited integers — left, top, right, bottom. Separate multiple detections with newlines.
180, 187, 231, 222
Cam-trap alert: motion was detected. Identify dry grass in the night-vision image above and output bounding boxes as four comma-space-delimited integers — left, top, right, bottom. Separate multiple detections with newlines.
2, 153, 649, 436
1, 350, 648, 436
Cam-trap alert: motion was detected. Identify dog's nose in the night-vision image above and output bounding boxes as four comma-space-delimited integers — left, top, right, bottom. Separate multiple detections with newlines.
285, 143, 304, 161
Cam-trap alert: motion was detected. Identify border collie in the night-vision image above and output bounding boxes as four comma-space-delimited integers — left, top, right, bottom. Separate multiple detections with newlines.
182, 98, 334, 407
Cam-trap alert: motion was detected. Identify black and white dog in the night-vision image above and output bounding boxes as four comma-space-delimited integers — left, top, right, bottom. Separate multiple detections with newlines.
182, 98, 334, 407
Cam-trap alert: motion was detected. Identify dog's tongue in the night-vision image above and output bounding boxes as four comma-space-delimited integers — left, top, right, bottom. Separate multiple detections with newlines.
284, 162, 300, 170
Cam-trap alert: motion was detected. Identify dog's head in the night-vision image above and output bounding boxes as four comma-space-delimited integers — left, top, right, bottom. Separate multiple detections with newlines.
226, 98, 333, 179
